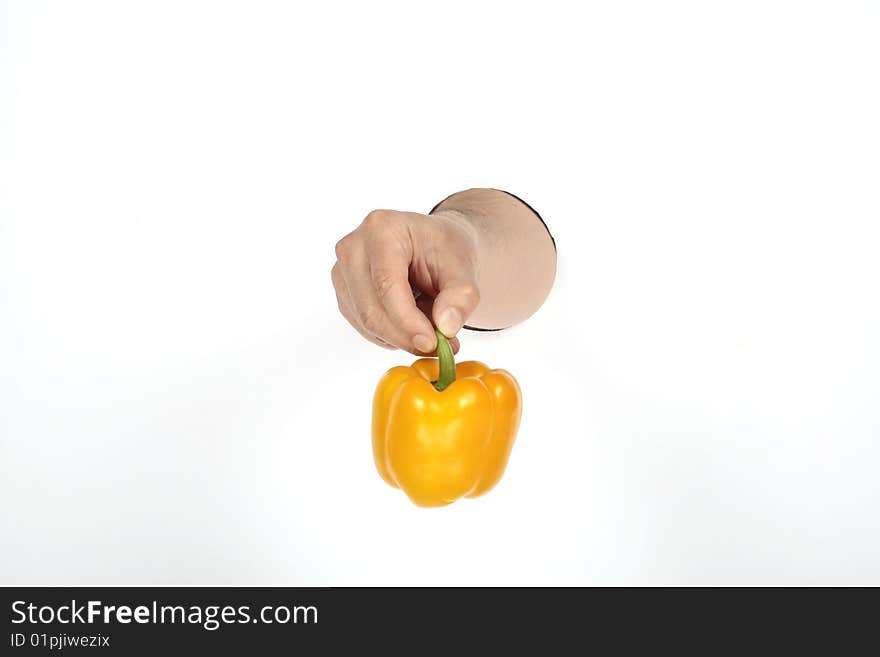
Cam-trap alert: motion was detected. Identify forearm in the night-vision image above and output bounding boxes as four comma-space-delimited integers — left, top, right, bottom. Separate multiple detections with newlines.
431, 188, 556, 330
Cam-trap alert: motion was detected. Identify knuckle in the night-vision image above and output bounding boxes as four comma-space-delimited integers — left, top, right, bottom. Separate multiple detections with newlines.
459, 282, 480, 306
335, 293, 352, 318
358, 306, 383, 334
372, 271, 398, 302
334, 235, 352, 262
362, 209, 392, 230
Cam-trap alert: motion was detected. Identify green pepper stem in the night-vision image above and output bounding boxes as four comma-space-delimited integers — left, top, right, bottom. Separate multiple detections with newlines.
432, 328, 456, 392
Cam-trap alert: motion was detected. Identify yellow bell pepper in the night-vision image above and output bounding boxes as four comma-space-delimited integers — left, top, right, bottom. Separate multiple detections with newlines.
372, 329, 522, 507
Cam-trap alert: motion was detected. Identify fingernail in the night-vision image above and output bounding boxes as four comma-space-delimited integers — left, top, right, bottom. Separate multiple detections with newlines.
437, 307, 462, 337
413, 334, 435, 353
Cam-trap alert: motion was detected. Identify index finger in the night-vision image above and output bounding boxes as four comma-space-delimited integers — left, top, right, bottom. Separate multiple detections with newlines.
368, 246, 438, 354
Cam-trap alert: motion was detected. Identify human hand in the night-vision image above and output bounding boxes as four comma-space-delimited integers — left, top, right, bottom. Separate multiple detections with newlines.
331, 209, 480, 355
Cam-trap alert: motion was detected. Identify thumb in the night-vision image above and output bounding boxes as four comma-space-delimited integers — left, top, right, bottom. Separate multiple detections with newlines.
431, 277, 481, 338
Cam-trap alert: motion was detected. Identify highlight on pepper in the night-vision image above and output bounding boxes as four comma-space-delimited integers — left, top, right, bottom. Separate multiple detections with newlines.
371, 329, 522, 507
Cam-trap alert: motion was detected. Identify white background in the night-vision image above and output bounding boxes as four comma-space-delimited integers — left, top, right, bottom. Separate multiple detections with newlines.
1, 1, 878, 585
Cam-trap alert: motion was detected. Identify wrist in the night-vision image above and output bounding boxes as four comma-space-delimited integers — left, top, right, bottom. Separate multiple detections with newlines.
428, 206, 483, 290
428, 188, 556, 330
429, 207, 482, 252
